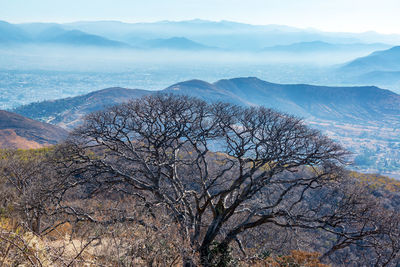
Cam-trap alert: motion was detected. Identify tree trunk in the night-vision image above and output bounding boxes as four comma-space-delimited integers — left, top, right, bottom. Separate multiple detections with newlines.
200, 242, 231, 267
200, 247, 211, 267
182, 256, 197, 267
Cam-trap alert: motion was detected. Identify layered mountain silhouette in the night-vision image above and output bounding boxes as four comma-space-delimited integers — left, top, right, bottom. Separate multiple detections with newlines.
64, 20, 400, 50
139, 37, 214, 50
342, 46, 400, 73
0, 110, 68, 149
2, 20, 399, 51
263, 41, 389, 53
0, 21, 31, 44
13, 77, 400, 130
167, 78, 400, 124
35, 27, 130, 47
0, 21, 131, 48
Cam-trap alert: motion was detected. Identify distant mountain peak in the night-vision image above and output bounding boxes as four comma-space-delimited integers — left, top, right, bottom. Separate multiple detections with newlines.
184, 19, 214, 24
167, 79, 214, 90
13, 77, 400, 131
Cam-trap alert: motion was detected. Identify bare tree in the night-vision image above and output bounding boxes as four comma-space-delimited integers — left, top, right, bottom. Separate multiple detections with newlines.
0, 148, 60, 234
60, 94, 390, 266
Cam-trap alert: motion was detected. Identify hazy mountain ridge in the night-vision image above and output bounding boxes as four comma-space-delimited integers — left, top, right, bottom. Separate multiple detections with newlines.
263, 41, 390, 53
342, 46, 400, 72
0, 20, 131, 48
1, 20, 223, 50
4, 19, 400, 96
169, 77, 400, 124
139, 37, 215, 50
14, 77, 400, 128
336, 45, 400, 92
13, 87, 150, 128
38, 29, 130, 47
2, 20, 399, 51
63, 20, 400, 49
0, 21, 31, 44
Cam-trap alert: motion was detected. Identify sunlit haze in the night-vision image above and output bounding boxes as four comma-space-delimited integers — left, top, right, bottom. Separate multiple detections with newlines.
1, 0, 400, 34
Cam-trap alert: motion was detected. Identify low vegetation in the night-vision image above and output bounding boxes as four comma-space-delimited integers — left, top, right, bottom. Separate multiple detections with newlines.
1, 95, 399, 266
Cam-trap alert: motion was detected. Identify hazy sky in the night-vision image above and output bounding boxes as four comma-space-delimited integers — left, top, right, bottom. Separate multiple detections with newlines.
2, 0, 400, 34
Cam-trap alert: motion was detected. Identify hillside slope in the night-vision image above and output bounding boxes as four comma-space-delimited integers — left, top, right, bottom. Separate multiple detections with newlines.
13, 87, 150, 129
263, 41, 389, 54
166, 77, 400, 125
13, 78, 400, 128
0, 110, 68, 149
342, 46, 400, 73
42, 29, 130, 47
0, 20, 30, 44
0, 21, 130, 48
12, 77, 400, 176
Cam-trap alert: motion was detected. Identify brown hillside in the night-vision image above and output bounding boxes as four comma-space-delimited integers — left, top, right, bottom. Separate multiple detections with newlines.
0, 110, 68, 149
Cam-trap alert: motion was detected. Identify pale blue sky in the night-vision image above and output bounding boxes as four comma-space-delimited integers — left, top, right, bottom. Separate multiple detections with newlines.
1, 0, 400, 34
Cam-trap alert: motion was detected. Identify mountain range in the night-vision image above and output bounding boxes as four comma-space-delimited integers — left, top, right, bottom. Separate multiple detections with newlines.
139, 37, 215, 50
166, 78, 400, 125
263, 41, 389, 54
62, 19, 400, 49
1, 20, 400, 52
12, 87, 150, 129
0, 21, 28, 43
342, 46, 400, 72
6, 77, 400, 175
337, 45, 400, 91
0, 20, 217, 50
13, 77, 400, 129
0, 21, 130, 48
37, 28, 130, 47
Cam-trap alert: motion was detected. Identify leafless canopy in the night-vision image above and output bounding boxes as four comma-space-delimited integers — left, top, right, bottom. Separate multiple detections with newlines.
63, 94, 356, 266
